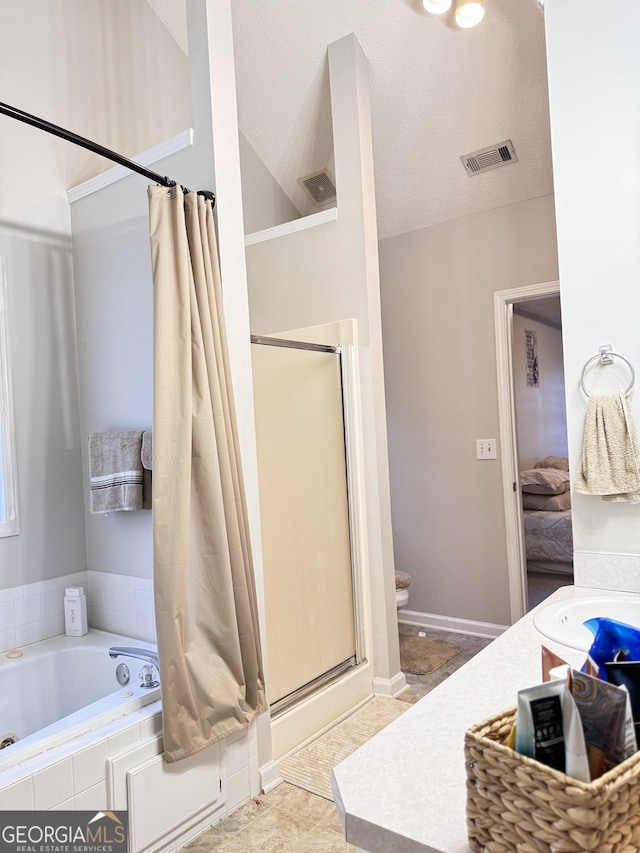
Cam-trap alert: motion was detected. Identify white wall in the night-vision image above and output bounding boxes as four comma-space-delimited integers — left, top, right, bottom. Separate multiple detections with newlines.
239, 132, 300, 234
545, 0, 640, 591
0, 1, 191, 230
246, 34, 402, 689
512, 314, 567, 471
378, 194, 559, 625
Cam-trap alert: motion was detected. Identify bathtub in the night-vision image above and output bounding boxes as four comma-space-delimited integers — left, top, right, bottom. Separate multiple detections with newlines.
0, 629, 161, 773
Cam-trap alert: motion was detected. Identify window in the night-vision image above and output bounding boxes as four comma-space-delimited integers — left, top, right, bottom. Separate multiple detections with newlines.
0, 253, 19, 537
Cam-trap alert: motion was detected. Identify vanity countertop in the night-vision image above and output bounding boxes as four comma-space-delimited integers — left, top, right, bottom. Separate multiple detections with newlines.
331, 585, 638, 853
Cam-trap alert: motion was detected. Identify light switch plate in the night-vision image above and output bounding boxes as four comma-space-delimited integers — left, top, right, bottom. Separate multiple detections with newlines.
476, 439, 497, 459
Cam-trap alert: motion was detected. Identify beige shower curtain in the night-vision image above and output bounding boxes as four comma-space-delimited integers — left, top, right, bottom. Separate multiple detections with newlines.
148, 184, 266, 763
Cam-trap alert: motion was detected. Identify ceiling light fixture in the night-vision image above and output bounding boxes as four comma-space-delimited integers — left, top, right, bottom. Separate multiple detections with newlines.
422, 0, 452, 14
454, 0, 485, 28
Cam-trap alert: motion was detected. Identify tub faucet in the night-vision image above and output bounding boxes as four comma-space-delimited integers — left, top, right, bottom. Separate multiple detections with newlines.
109, 646, 159, 667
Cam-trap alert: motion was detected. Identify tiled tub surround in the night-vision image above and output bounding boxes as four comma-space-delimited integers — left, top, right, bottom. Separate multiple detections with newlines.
0, 575, 262, 851
0, 703, 260, 853
0, 572, 89, 653
0, 630, 160, 772
87, 570, 155, 643
332, 585, 632, 853
0, 569, 155, 655
0, 626, 261, 853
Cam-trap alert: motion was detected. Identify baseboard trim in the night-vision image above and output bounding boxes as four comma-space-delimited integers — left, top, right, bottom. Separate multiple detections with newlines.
372, 671, 407, 697
259, 760, 283, 794
398, 608, 507, 639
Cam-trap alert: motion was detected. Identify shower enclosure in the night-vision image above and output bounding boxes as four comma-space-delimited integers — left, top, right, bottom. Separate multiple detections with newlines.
251, 335, 360, 715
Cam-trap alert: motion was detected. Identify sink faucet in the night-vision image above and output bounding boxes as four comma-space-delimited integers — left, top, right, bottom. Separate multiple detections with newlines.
109, 646, 159, 667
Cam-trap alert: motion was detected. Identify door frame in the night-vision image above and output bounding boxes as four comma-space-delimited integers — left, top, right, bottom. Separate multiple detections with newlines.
251, 320, 373, 759
494, 280, 561, 624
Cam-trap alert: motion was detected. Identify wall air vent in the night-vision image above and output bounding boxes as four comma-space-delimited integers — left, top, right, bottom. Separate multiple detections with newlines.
461, 140, 518, 177
298, 169, 337, 207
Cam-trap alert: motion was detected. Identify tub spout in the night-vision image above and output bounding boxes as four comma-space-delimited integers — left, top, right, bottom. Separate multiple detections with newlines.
109, 646, 159, 667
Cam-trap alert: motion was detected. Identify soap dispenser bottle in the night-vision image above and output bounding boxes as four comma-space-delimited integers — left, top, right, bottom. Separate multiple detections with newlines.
64, 586, 88, 636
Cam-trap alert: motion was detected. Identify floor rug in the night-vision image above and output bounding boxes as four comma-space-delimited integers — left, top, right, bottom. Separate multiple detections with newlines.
399, 635, 461, 675
278, 695, 411, 800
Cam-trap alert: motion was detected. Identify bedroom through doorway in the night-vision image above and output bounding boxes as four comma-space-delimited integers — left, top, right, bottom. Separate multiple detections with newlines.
494, 281, 574, 625
510, 294, 573, 609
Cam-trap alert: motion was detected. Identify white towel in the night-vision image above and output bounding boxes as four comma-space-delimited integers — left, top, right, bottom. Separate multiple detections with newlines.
573, 392, 640, 502
89, 430, 145, 513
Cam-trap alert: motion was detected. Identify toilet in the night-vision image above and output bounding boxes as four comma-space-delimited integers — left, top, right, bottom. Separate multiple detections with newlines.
395, 571, 412, 610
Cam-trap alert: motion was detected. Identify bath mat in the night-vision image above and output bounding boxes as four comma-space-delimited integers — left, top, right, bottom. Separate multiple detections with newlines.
278, 695, 410, 801
399, 635, 461, 675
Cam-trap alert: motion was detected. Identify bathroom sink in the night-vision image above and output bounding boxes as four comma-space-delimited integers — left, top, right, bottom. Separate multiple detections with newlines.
533, 595, 640, 651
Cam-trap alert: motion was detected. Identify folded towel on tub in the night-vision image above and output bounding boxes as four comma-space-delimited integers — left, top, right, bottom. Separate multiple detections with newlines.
89, 430, 145, 513
574, 392, 640, 502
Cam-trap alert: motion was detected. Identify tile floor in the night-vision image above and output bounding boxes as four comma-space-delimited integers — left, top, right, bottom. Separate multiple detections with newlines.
186, 781, 351, 853
184, 627, 493, 852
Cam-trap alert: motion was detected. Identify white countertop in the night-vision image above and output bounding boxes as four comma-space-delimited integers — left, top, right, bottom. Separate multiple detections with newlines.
331, 585, 640, 853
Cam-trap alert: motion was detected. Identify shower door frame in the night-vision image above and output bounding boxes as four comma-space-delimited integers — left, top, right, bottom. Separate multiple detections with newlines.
251, 333, 367, 717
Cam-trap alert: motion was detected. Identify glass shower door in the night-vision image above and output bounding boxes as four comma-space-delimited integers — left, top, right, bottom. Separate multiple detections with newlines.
251, 337, 357, 711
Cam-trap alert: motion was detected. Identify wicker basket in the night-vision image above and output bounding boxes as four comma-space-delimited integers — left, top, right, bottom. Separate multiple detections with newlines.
465, 706, 640, 853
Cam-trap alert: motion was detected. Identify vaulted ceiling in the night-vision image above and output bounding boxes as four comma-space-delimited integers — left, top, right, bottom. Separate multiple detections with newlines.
149, 0, 552, 240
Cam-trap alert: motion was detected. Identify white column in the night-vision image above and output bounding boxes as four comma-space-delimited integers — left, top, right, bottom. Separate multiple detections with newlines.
186, 0, 273, 787
329, 34, 403, 689
545, 0, 640, 589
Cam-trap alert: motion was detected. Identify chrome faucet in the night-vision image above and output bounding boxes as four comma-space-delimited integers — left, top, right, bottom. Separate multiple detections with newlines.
109, 646, 159, 667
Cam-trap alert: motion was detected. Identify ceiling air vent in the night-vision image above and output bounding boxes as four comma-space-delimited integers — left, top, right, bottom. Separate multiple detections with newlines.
461, 140, 518, 177
298, 169, 337, 207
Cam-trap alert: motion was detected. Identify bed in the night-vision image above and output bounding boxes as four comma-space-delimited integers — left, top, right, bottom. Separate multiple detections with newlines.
520, 457, 573, 577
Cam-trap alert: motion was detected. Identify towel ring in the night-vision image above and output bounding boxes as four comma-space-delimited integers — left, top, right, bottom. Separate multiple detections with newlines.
580, 347, 635, 397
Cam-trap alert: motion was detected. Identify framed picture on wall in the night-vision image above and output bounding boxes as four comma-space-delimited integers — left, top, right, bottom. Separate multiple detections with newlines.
525, 328, 539, 387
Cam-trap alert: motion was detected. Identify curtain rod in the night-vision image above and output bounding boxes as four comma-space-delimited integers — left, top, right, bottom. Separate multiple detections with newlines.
0, 101, 215, 204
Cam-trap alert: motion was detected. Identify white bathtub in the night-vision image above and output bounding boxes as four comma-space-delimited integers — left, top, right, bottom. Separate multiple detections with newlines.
0, 629, 161, 772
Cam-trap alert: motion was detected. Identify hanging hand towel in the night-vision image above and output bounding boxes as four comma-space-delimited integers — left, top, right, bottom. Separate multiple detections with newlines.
574, 392, 640, 502
141, 430, 152, 510
89, 430, 145, 513
141, 430, 153, 470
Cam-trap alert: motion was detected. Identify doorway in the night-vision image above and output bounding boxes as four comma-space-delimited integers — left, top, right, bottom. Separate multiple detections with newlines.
495, 281, 573, 623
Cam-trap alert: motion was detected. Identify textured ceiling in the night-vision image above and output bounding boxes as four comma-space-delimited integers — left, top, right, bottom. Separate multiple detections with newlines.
148, 0, 552, 240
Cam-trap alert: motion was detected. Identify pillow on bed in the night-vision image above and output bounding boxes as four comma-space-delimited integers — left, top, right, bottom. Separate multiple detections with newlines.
522, 490, 571, 511
534, 455, 569, 472
520, 467, 570, 495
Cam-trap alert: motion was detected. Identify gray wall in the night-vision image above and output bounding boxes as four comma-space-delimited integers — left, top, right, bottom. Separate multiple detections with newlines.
0, 0, 192, 591
0, 229, 87, 588
378, 193, 559, 626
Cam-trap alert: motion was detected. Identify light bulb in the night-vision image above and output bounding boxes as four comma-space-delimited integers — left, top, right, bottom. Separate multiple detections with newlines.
423, 0, 452, 14
455, 0, 485, 27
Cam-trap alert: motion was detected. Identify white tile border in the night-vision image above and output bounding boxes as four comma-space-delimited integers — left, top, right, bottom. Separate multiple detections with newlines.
0, 570, 155, 653
574, 550, 640, 593
0, 572, 88, 654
